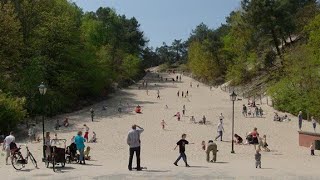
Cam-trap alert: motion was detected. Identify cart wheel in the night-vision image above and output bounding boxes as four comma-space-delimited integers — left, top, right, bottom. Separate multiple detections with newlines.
52, 157, 56, 172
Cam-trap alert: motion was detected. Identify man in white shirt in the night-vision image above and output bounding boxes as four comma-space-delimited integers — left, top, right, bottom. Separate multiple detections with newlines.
127, 124, 144, 171
215, 120, 224, 141
2, 132, 15, 165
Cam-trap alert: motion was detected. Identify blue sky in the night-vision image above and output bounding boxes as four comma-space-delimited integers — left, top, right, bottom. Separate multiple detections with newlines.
72, 0, 241, 48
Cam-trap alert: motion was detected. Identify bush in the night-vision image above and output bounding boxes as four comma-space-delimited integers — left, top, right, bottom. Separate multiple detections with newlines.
0, 93, 26, 133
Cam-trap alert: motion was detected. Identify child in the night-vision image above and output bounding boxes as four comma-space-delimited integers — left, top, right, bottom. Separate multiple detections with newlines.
310, 142, 315, 156
83, 124, 89, 142
161, 120, 167, 130
89, 132, 97, 143
201, 141, 206, 150
258, 136, 264, 151
255, 149, 261, 168
174, 134, 193, 167
84, 146, 91, 160
262, 135, 270, 152
311, 116, 316, 132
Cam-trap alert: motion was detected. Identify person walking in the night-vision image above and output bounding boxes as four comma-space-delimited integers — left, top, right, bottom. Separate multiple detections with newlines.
173, 134, 193, 167
177, 91, 180, 97
2, 131, 15, 165
90, 108, 94, 122
298, 111, 303, 131
75, 131, 86, 164
83, 124, 89, 142
127, 124, 144, 171
182, 105, 186, 116
206, 140, 218, 162
215, 119, 224, 141
161, 120, 167, 130
181, 91, 184, 98
157, 89, 160, 99
311, 116, 317, 132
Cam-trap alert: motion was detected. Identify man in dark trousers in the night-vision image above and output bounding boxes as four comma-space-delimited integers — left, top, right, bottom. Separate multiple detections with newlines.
173, 134, 194, 167
90, 108, 94, 122
127, 124, 144, 171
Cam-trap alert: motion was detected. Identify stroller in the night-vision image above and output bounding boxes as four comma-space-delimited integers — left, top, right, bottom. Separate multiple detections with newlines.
65, 143, 78, 164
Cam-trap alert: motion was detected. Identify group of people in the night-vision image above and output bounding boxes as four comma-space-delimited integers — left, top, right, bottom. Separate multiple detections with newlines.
242, 104, 263, 118
54, 118, 70, 130
177, 90, 189, 98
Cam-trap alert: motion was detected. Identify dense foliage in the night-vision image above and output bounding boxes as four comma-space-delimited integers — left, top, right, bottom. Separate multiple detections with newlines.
0, 0, 148, 132
184, 0, 320, 118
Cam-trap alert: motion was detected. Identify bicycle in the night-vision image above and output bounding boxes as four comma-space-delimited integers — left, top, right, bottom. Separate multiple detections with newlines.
11, 144, 38, 170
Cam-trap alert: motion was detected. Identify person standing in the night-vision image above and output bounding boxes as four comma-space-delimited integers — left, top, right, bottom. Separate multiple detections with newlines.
259, 107, 263, 117
182, 105, 186, 116
215, 119, 224, 141
251, 127, 259, 150
83, 124, 89, 142
242, 104, 247, 117
90, 108, 95, 122
186, 90, 189, 96
28, 125, 35, 142
202, 115, 206, 125
298, 111, 303, 131
206, 140, 218, 162
311, 116, 317, 132
2, 131, 15, 165
177, 91, 180, 97
310, 142, 315, 156
255, 149, 261, 168
181, 91, 184, 98
127, 124, 144, 171
75, 131, 86, 164
174, 134, 193, 167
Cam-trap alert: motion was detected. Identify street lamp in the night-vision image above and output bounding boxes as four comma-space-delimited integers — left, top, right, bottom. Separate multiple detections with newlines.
38, 82, 47, 161
230, 91, 237, 154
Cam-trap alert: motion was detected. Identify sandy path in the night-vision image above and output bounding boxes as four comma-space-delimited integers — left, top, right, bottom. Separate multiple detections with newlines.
1, 71, 319, 180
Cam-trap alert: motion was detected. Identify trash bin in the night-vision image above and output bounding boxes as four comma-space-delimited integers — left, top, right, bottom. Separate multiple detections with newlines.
315, 140, 320, 150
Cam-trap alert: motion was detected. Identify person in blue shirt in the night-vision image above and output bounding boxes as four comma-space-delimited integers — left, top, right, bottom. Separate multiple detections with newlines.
75, 131, 85, 164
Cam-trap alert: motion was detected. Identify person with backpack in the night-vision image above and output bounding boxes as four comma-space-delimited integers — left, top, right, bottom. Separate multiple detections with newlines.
2, 131, 15, 165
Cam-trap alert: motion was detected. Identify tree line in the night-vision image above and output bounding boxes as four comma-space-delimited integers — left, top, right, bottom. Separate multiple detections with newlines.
0, 0, 149, 133
157, 0, 320, 119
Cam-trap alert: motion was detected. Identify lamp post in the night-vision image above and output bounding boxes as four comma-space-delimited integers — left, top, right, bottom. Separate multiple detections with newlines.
39, 82, 47, 161
230, 91, 237, 154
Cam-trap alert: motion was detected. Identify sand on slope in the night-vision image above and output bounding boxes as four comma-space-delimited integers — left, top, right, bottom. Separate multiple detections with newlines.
1, 70, 319, 180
